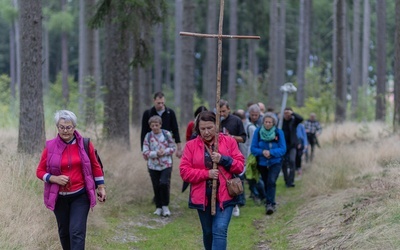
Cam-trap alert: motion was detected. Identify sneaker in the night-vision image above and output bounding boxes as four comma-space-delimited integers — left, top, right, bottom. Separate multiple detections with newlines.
232, 205, 240, 217
153, 208, 162, 216
162, 206, 171, 217
266, 204, 275, 215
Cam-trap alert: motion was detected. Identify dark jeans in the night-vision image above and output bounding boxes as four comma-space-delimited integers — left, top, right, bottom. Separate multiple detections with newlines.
197, 204, 234, 250
53, 192, 90, 250
148, 167, 172, 208
247, 178, 266, 200
236, 174, 246, 206
257, 163, 282, 206
282, 147, 297, 186
296, 145, 305, 170
306, 133, 317, 162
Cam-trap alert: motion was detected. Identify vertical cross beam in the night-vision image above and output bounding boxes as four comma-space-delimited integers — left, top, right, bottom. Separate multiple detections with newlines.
180, 0, 260, 215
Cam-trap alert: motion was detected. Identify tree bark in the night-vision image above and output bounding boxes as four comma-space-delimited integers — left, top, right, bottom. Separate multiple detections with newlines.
180, 0, 196, 125
394, 0, 400, 131
228, 0, 238, 109
78, 0, 87, 119
375, 0, 387, 121
103, 3, 130, 146
85, 0, 97, 126
61, 0, 69, 107
174, 0, 183, 107
202, 0, 217, 108
277, 0, 286, 94
361, 0, 371, 88
267, 0, 278, 109
296, 0, 306, 107
154, 23, 163, 92
350, 0, 361, 119
18, 0, 45, 154
334, 0, 347, 123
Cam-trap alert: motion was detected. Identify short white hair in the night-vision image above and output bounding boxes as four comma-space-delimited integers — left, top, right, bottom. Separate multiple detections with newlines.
54, 110, 77, 127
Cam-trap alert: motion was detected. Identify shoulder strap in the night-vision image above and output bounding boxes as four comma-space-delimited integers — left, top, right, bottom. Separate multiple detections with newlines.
83, 137, 90, 156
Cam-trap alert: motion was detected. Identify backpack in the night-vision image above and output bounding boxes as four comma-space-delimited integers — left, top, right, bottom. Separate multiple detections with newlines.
147, 129, 169, 144
83, 137, 104, 174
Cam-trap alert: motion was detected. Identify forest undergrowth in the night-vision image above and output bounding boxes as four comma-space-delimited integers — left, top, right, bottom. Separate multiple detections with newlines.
1, 121, 400, 249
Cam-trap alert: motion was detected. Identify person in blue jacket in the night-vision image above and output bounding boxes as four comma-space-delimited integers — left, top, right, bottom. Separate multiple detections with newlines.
251, 112, 286, 215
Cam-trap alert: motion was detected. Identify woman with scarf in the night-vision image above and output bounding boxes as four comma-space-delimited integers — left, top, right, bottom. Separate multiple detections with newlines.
36, 110, 106, 250
179, 111, 244, 250
250, 112, 286, 215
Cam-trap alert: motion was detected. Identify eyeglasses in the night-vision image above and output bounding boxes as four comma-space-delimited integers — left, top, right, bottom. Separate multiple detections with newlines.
58, 125, 74, 131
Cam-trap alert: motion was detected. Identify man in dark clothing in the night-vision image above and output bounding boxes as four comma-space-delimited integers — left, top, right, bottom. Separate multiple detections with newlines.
281, 107, 303, 187
219, 99, 246, 217
141, 92, 182, 159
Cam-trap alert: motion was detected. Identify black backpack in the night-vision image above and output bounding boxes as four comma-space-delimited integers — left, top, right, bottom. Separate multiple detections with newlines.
83, 137, 104, 174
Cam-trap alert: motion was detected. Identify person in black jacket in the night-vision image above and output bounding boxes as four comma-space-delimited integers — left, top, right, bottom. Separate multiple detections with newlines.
281, 107, 303, 187
141, 92, 182, 159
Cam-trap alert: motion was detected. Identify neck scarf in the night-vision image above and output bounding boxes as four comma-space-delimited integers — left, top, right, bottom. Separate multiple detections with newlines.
260, 126, 276, 141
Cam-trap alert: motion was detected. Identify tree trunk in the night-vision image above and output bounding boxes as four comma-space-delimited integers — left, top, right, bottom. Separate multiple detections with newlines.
42, 22, 50, 95
18, 0, 45, 154
154, 23, 163, 92
202, 0, 217, 108
350, 0, 361, 119
277, 0, 286, 93
174, 0, 183, 107
180, 0, 196, 125
361, 0, 371, 88
394, 0, 400, 131
267, 0, 278, 109
227, 0, 238, 109
61, 0, 69, 107
375, 0, 387, 121
334, 0, 347, 123
9, 23, 16, 103
13, 0, 21, 92
296, 0, 306, 107
85, 0, 97, 126
103, 3, 130, 146
78, 0, 87, 119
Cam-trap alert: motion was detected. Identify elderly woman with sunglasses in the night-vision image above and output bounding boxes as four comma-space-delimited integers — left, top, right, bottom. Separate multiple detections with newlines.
36, 110, 106, 250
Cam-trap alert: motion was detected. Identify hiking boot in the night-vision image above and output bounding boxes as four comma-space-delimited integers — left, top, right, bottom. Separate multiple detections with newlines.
153, 208, 162, 216
232, 205, 240, 217
266, 204, 275, 215
162, 206, 171, 217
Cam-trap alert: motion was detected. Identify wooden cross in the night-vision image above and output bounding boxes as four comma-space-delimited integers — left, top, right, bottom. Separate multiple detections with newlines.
180, 0, 260, 215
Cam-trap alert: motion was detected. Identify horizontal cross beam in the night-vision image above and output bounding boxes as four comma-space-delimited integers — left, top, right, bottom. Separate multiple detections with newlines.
180, 31, 260, 40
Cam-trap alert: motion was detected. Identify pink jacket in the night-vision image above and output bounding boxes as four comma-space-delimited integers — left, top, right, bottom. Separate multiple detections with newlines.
42, 131, 97, 210
179, 133, 244, 210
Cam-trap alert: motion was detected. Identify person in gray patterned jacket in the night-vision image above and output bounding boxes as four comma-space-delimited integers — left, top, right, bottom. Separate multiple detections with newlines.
142, 115, 176, 217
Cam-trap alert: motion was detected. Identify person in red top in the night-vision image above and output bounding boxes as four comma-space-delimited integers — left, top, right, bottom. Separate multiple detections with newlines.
36, 110, 106, 250
185, 105, 208, 141
180, 111, 244, 250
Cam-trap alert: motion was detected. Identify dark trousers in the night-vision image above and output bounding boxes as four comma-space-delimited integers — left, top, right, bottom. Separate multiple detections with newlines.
296, 145, 305, 170
257, 163, 282, 206
282, 147, 297, 186
149, 167, 172, 208
53, 192, 90, 250
236, 174, 246, 206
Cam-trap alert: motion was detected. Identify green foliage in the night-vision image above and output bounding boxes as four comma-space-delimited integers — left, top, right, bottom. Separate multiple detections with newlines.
44, 73, 80, 127
0, 74, 18, 127
47, 11, 74, 33
0, 74, 10, 105
0, 0, 18, 23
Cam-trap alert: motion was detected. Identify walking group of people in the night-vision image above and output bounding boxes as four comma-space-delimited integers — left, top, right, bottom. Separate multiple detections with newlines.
35, 91, 322, 250
139, 92, 323, 250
